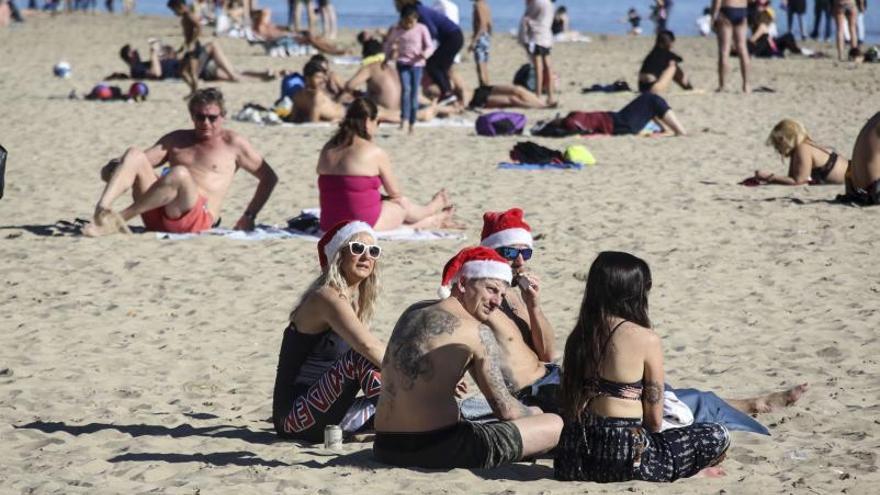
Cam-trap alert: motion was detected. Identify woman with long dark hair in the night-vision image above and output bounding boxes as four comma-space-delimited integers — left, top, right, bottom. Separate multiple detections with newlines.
316, 97, 457, 231
555, 252, 729, 482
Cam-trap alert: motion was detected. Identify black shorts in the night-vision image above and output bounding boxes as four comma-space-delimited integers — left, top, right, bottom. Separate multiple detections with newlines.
529, 44, 551, 56
374, 421, 523, 469
468, 85, 494, 109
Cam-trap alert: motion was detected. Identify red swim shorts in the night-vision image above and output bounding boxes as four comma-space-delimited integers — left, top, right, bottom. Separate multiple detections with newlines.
141, 195, 215, 233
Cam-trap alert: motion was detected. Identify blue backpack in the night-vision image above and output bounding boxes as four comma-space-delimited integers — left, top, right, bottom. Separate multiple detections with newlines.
280, 73, 305, 100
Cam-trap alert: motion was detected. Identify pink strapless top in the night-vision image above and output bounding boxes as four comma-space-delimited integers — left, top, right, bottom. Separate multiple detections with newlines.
318, 174, 383, 232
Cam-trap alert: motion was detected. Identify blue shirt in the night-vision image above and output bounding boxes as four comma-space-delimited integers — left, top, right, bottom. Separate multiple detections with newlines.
415, 2, 461, 43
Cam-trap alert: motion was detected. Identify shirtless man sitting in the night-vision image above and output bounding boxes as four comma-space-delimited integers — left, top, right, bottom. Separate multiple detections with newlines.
374, 247, 562, 469
841, 112, 880, 205
467, 207, 809, 423
345, 41, 461, 123
83, 88, 278, 236
292, 61, 346, 123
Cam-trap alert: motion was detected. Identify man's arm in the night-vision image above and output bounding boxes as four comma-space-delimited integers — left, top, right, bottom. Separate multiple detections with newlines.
470, 325, 534, 421
516, 274, 555, 362
343, 65, 371, 93
233, 135, 278, 230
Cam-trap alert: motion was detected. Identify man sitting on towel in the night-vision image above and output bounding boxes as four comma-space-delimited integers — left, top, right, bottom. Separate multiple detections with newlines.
83, 88, 278, 236
374, 247, 562, 469
464, 207, 809, 430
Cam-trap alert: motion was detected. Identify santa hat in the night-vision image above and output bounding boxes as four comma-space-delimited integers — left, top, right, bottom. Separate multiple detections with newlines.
318, 220, 376, 270
480, 208, 533, 249
438, 246, 513, 298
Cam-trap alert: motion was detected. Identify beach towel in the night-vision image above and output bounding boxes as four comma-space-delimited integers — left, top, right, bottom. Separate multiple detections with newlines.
331, 55, 363, 65
660, 390, 695, 431
673, 387, 770, 435
155, 209, 466, 241
581, 80, 632, 93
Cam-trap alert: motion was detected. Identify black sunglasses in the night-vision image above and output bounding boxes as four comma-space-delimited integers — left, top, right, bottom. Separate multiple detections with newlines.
349, 241, 381, 259
193, 112, 221, 123
496, 246, 533, 261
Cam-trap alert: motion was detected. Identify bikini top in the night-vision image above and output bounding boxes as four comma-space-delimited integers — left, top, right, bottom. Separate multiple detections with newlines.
585, 320, 644, 401
807, 142, 839, 183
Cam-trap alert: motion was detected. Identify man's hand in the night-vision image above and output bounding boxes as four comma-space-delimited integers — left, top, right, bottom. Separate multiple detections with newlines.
517, 272, 541, 307
234, 214, 255, 231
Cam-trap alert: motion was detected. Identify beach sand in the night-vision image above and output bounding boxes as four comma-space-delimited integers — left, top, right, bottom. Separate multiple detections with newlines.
1, 13, 879, 494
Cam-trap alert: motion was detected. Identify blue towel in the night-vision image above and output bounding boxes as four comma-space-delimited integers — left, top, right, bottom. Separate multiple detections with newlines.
672, 387, 770, 435
497, 162, 583, 170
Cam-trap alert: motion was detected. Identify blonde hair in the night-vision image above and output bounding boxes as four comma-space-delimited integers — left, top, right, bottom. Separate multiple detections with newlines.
290, 233, 381, 325
766, 119, 810, 158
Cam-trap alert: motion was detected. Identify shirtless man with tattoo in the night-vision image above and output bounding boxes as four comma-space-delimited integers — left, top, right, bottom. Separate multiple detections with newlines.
470, 207, 808, 424
373, 247, 562, 469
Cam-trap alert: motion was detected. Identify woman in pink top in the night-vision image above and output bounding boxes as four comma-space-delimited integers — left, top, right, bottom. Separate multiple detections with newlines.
317, 98, 458, 232
384, 5, 435, 134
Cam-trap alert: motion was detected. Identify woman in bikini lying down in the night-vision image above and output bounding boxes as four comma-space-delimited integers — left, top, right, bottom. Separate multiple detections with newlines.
752, 118, 849, 185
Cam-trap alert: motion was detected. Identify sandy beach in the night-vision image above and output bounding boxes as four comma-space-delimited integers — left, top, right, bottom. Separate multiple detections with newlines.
1, 12, 879, 494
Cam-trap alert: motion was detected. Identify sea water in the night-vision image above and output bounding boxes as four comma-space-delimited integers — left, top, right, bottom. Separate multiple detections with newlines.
133, 0, 879, 42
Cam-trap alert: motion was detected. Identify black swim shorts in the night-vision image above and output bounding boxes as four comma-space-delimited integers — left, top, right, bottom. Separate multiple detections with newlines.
529, 44, 551, 56
374, 421, 523, 469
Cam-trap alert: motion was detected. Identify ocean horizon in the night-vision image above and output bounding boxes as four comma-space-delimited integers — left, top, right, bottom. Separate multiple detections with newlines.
133, 0, 879, 42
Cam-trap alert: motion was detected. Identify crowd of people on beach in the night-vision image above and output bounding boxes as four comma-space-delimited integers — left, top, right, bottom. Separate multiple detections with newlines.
5, 0, 878, 485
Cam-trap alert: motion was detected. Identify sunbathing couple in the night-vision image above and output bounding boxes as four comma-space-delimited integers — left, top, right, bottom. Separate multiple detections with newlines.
118, 0, 275, 95
83, 90, 457, 236
272, 208, 809, 481
750, 113, 880, 204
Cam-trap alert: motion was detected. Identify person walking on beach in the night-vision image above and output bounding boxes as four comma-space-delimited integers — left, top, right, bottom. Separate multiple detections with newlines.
384, 4, 435, 133
811, 0, 833, 41
782, 0, 807, 39
394, 0, 464, 104
468, 0, 492, 87
83, 88, 278, 236
833, 0, 860, 60
289, 0, 315, 33
520, 0, 556, 105
373, 247, 562, 469
711, 0, 751, 93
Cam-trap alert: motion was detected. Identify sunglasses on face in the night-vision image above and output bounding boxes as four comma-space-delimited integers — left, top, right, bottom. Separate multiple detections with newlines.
193, 112, 221, 123
496, 246, 533, 261
349, 241, 382, 259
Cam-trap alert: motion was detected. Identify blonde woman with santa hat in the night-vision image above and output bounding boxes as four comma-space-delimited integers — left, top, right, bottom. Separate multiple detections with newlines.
374, 246, 562, 469
272, 220, 385, 442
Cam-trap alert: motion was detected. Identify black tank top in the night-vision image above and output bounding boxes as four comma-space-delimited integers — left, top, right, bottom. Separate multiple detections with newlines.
272, 322, 350, 433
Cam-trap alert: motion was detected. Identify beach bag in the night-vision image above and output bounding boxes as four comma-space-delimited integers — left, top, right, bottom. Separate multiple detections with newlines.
564, 145, 596, 166
476, 112, 527, 137
509, 141, 564, 164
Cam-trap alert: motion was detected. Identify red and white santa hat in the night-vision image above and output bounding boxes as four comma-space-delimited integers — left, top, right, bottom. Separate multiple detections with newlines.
318, 220, 376, 270
480, 208, 533, 249
438, 246, 513, 298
